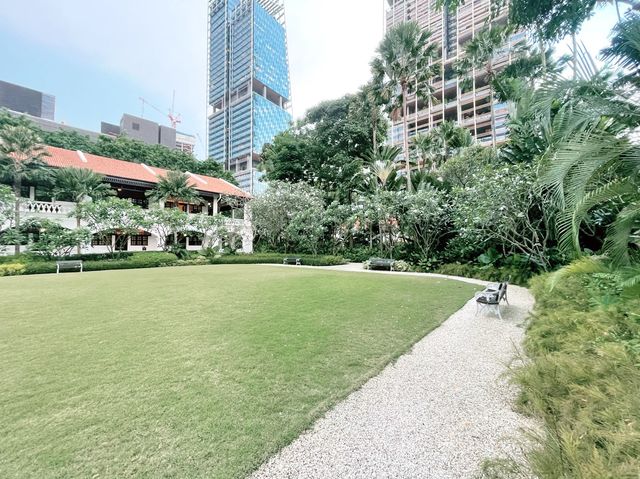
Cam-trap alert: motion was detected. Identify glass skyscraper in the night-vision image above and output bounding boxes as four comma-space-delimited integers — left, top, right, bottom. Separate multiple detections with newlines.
208, 0, 292, 195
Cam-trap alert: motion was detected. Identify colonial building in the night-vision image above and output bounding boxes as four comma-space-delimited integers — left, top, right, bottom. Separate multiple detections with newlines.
1, 146, 253, 255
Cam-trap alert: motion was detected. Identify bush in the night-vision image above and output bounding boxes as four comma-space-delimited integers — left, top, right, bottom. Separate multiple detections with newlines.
392, 260, 412, 272
434, 262, 532, 286
23, 262, 57, 275
208, 253, 346, 267
83, 252, 178, 272
0, 263, 26, 277
515, 274, 640, 478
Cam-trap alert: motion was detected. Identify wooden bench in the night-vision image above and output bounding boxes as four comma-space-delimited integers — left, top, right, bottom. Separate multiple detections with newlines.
369, 258, 395, 271
56, 260, 83, 274
283, 257, 302, 266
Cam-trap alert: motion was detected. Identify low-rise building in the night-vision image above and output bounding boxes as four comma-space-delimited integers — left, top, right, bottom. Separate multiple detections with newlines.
1, 146, 253, 255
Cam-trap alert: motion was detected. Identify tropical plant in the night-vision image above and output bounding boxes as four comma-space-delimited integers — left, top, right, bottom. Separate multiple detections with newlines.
250, 181, 326, 253
19, 218, 91, 260
371, 21, 440, 189
144, 207, 191, 252
0, 184, 15, 229
455, 25, 513, 146
54, 167, 114, 253
146, 171, 202, 209
76, 198, 146, 255
359, 146, 403, 192
0, 125, 49, 254
602, 13, 640, 87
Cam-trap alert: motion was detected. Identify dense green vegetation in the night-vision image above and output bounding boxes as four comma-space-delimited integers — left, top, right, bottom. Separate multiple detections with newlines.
0, 265, 477, 478
0, 110, 237, 183
514, 266, 640, 478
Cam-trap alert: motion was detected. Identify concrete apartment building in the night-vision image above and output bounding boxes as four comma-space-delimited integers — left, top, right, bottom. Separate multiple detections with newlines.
0, 80, 56, 121
102, 114, 197, 155
385, 0, 525, 148
208, 0, 292, 195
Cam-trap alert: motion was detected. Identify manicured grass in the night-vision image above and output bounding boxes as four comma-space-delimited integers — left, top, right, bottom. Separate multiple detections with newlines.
0, 265, 477, 478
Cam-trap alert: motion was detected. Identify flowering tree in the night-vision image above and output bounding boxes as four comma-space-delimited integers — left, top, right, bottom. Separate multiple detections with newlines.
451, 163, 556, 269
76, 198, 146, 255
189, 214, 227, 250
250, 181, 326, 253
144, 207, 190, 251
20, 218, 91, 259
0, 185, 16, 229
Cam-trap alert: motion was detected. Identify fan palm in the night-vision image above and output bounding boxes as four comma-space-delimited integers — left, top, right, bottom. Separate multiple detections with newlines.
371, 21, 440, 190
413, 132, 441, 172
53, 167, 114, 253
0, 125, 49, 254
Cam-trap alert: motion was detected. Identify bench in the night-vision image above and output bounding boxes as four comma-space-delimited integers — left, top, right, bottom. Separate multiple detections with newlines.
369, 258, 395, 271
56, 260, 83, 274
283, 257, 302, 266
475, 282, 509, 319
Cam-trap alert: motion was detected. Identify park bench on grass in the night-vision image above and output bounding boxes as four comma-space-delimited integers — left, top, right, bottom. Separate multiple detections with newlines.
475, 282, 509, 320
369, 258, 395, 271
283, 257, 302, 266
56, 260, 83, 274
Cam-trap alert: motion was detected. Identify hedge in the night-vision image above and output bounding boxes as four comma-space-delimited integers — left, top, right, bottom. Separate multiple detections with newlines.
21, 253, 179, 275
208, 253, 346, 267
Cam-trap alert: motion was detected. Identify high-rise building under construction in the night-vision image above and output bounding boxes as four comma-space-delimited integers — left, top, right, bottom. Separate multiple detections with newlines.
385, 0, 525, 148
208, 0, 292, 195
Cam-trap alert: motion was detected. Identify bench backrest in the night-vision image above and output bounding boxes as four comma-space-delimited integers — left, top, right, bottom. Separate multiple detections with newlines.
57, 261, 82, 267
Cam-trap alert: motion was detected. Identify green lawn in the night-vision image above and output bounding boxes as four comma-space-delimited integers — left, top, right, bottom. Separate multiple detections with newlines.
0, 265, 477, 478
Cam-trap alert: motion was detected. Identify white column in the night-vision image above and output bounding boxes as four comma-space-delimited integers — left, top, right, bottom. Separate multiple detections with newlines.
242, 202, 253, 254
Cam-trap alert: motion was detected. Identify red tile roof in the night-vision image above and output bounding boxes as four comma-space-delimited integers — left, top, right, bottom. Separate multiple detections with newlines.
42, 146, 251, 199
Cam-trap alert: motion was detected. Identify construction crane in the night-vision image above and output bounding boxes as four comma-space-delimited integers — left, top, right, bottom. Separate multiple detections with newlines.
139, 91, 182, 129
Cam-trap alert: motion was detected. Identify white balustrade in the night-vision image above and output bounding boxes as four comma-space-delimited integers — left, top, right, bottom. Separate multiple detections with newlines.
20, 201, 74, 216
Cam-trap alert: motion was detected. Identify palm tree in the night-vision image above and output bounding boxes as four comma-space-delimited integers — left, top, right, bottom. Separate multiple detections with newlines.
0, 126, 48, 254
535, 41, 640, 265
455, 25, 511, 147
146, 171, 202, 245
371, 21, 440, 190
602, 13, 640, 87
53, 167, 114, 253
413, 132, 441, 172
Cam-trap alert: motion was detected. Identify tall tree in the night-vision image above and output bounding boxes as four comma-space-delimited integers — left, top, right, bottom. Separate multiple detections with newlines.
0, 126, 48, 254
53, 168, 114, 253
146, 171, 202, 245
455, 25, 512, 147
371, 21, 440, 190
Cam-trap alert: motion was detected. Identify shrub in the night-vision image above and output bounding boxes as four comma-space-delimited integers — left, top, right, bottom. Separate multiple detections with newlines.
83, 252, 178, 272
23, 262, 57, 275
0, 263, 26, 277
208, 253, 346, 267
515, 274, 640, 478
435, 262, 532, 286
392, 260, 412, 272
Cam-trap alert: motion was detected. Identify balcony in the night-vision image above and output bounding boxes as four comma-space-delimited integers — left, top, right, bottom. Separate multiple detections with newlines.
20, 200, 75, 217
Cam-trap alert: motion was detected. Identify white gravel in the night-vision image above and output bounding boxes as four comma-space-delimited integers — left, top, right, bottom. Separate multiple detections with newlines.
251, 265, 536, 479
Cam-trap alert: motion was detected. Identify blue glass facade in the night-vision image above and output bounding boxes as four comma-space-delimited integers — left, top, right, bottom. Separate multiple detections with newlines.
208, 0, 292, 194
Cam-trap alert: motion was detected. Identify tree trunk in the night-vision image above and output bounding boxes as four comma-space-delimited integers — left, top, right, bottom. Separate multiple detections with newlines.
615, 0, 622, 21
401, 83, 412, 191
372, 109, 378, 152
76, 215, 82, 255
538, 37, 546, 71
13, 178, 21, 255
572, 32, 578, 80
488, 61, 497, 148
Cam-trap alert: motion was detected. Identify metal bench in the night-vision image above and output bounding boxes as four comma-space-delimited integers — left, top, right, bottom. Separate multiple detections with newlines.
283, 257, 302, 266
56, 260, 83, 274
369, 258, 395, 271
475, 282, 509, 319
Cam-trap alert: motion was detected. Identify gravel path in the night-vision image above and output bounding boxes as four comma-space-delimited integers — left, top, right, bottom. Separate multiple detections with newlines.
251, 265, 535, 479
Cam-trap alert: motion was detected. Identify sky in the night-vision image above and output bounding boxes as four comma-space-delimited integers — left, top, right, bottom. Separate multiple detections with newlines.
0, 1, 625, 159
